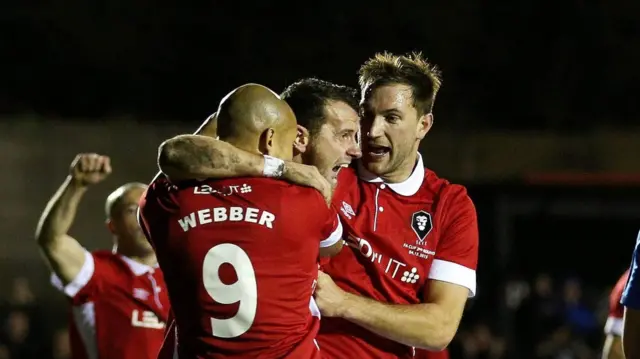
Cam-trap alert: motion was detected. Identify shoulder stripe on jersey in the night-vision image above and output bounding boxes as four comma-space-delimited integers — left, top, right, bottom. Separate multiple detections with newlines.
320, 215, 343, 248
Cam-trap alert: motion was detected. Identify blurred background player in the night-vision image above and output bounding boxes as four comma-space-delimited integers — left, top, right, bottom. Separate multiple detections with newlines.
622, 232, 640, 359
602, 269, 630, 359
35, 153, 170, 359
139, 84, 344, 358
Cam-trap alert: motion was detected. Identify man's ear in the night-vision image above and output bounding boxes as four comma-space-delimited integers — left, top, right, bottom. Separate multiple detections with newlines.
294, 125, 310, 155
259, 128, 276, 155
105, 219, 116, 235
417, 113, 433, 140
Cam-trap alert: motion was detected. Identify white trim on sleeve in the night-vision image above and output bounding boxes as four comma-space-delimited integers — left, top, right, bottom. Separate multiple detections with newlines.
320, 215, 343, 248
428, 259, 477, 297
50, 250, 95, 298
604, 316, 623, 336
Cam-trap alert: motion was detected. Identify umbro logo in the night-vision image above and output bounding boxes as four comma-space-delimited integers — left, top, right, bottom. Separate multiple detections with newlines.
340, 201, 355, 219
133, 288, 150, 301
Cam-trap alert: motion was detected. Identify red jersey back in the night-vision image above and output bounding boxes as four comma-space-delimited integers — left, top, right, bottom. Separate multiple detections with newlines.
51, 251, 169, 359
320, 154, 478, 358
139, 177, 342, 359
604, 269, 630, 336
414, 349, 449, 359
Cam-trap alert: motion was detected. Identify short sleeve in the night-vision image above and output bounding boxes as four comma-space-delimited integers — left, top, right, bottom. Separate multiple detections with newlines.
428, 187, 478, 297
622, 231, 640, 309
139, 176, 179, 248
605, 270, 629, 336
310, 192, 343, 248
50, 251, 112, 304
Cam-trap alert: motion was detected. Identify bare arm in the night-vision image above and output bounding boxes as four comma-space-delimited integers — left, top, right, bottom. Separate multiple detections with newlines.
624, 308, 640, 359
158, 134, 332, 202
316, 274, 468, 350
35, 177, 90, 284
35, 154, 111, 285
603, 334, 625, 359
319, 241, 344, 258
341, 280, 467, 350
158, 135, 264, 182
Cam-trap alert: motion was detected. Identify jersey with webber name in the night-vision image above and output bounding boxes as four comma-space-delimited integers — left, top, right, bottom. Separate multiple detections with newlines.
605, 269, 630, 336
139, 176, 342, 359
319, 153, 479, 359
50, 251, 170, 359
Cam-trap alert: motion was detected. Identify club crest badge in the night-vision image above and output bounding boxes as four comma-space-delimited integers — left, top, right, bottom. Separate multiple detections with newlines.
411, 210, 433, 245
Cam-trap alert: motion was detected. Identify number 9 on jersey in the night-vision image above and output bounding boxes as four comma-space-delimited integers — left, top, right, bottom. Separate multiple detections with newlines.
203, 243, 257, 338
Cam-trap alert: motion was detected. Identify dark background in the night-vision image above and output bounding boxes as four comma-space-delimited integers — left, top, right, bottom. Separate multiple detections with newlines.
1, 1, 639, 358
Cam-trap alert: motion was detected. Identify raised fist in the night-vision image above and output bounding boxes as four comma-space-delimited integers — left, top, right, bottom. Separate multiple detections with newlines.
69, 153, 112, 186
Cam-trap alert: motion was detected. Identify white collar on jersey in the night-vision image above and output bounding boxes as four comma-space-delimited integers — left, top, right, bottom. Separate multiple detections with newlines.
120, 255, 159, 276
356, 152, 425, 197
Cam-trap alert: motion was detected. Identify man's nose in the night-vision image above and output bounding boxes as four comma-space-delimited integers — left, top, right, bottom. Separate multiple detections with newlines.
347, 144, 362, 159
367, 116, 385, 139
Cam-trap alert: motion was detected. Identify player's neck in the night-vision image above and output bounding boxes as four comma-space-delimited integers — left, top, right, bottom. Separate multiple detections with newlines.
381, 151, 418, 184
119, 251, 158, 266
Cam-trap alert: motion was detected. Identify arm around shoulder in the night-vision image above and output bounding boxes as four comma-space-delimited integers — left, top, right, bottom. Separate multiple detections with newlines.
157, 135, 265, 182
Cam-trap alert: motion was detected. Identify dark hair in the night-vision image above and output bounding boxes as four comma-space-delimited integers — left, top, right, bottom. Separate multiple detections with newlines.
281, 78, 358, 138
358, 52, 442, 115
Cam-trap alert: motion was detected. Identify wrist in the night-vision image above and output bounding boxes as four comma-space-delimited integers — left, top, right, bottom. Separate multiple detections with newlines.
337, 291, 359, 319
67, 176, 90, 190
262, 155, 285, 178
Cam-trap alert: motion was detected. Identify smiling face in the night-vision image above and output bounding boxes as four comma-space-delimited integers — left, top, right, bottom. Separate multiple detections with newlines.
360, 83, 432, 182
303, 100, 361, 186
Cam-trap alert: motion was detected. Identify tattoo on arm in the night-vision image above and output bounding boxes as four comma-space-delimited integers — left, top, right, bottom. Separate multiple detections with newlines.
158, 135, 254, 180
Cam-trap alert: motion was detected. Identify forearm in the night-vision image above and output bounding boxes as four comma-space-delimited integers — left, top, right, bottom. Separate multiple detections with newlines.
340, 292, 454, 350
602, 335, 625, 359
157, 135, 265, 181
35, 177, 87, 245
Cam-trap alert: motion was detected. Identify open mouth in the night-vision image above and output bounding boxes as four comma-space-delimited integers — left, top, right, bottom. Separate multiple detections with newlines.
367, 144, 391, 157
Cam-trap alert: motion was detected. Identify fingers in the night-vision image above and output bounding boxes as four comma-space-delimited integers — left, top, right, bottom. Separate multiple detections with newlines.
102, 156, 112, 174
75, 153, 111, 173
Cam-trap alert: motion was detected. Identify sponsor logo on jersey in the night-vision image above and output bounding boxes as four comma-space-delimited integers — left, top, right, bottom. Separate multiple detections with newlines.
347, 235, 420, 284
411, 210, 433, 246
131, 310, 165, 330
193, 184, 252, 196
133, 288, 150, 301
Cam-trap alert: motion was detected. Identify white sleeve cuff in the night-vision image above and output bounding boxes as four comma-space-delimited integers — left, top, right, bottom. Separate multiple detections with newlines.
428, 259, 477, 297
50, 250, 95, 298
320, 215, 343, 248
604, 316, 623, 336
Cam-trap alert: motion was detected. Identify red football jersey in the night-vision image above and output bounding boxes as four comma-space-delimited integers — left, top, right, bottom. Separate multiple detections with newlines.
414, 349, 449, 359
139, 177, 342, 359
51, 250, 170, 359
319, 154, 478, 359
604, 269, 630, 336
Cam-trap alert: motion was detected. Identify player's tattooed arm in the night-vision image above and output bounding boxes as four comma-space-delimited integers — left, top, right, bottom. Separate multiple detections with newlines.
35, 154, 111, 285
157, 135, 333, 203
158, 135, 264, 181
